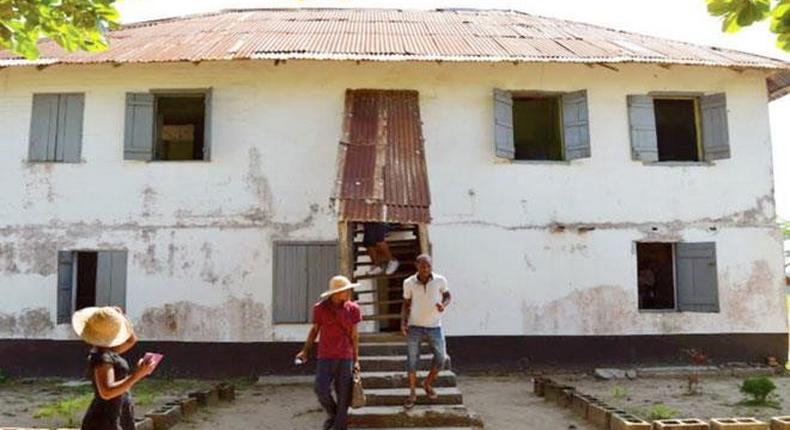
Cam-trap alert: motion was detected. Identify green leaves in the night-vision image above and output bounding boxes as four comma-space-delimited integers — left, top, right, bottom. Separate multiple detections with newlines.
707, 0, 790, 51
0, 0, 120, 60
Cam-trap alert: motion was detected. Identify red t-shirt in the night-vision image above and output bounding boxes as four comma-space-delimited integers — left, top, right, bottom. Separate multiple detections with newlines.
313, 300, 362, 360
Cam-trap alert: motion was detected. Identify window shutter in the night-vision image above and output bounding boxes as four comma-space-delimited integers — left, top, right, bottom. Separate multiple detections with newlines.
203, 89, 212, 161
627, 95, 658, 162
561, 90, 591, 160
57, 94, 84, 163
306, 244, 339, 322
57, 251, 75, 324
273, 244, 309, 323
493, 89, 515, 160
29, 94, 59, 162
124, 93, 155, 161
95, 252, 113, 306
676, 242, 720, 312
700, 93, 730, 161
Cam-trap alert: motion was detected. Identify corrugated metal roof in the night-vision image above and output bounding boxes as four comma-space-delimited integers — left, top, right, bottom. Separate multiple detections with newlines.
334, 89, 431, 224
0, 8, 788, 69
767, 70, 790, 100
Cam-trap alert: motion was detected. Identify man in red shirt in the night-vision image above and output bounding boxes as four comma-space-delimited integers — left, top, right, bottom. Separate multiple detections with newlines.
296, 276, 362, 430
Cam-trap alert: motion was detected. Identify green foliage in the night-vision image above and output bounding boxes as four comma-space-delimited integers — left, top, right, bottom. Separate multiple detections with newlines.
780, 219, 790, 237
0, 0, 120, 60
34, 393, 93, 427
643, 404, 679, 420
707, 0, 790, 51
612, 385, 628, 399
0, 368, 8, 384
739, 376, 777, 403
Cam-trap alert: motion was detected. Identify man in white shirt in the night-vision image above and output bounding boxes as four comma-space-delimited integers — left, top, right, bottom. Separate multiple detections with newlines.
400, 254, 451, 409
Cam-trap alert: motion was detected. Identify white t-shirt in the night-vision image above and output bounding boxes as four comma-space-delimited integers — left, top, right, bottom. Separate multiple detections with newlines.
403, 273, 449, 328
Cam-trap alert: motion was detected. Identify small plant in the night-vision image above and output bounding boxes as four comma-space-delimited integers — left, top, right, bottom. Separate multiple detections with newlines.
643, 404, 679, 421
739, 376, 780, 408
34, 394, 93, 427
612, 386, 628, 399
0, 368, 8, 384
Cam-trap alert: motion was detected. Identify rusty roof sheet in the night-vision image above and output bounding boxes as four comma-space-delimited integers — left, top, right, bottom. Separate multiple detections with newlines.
1, 8, 788, 70
767, 70, 790, 100
334, 89, 431, 224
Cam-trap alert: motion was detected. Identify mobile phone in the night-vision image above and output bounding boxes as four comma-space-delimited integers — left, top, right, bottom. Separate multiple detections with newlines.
143, 352, 164, 374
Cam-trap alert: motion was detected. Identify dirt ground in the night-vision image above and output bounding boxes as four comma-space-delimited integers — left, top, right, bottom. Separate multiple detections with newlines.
553, 373, 790, 422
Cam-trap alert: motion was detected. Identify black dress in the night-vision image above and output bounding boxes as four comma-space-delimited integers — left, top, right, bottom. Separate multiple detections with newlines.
81, 349, 135, 430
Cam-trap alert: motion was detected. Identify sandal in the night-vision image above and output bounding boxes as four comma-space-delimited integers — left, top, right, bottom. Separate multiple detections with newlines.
423, 384, 438, 400
404, 395, 416, 409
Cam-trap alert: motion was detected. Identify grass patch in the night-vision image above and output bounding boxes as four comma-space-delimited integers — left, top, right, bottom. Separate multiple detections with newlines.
641, 403, 679, 421
34, 393, 93, 428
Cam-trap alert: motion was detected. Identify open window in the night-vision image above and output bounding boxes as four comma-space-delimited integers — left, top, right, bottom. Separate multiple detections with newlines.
57, 250, 128, 323
636, 242, 719, 312
494, 89, 591, 161
124, 90, 211, 161
628, 93, 730, 162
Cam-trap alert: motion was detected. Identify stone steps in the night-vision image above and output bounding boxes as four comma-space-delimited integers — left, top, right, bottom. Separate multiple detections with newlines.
348, 405, 483, 428
360, 342, 429, 356
361, 370, 457, 389
365, 387, 463, 407
359, 355, 433, 372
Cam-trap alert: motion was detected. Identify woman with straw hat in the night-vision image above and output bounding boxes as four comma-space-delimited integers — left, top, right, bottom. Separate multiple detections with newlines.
72, 306, 156, 430
295, 275, 362, 430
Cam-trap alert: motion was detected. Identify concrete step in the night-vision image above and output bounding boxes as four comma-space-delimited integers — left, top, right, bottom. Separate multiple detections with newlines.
357, 299, 405, 307
365, 387, 463, 407
359, 332, 405, 343
348, 405, 482, 428
361, 342, 433, 356
366, 428, 476, 430
361, 370, 457, 389
363, 313, 401, 322
360, 355, 433, 372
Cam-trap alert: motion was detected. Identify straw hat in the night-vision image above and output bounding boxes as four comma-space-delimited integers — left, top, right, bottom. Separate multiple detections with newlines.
320, 275, 360, 299
72, 307, 134, 348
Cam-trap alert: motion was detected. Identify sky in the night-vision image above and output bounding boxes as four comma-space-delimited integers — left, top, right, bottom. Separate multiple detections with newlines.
116, 0, 790, 220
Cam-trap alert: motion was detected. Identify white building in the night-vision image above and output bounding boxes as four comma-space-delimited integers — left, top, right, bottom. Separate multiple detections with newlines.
0, 8, 787, 376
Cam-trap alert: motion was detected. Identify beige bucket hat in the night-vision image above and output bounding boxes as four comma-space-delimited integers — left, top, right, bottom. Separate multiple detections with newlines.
72, 307, 134, 348
320, 275, 360, 299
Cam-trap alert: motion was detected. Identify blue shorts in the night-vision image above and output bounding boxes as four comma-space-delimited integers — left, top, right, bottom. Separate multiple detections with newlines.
406, 326, 446, 372
363, 223, 390, 246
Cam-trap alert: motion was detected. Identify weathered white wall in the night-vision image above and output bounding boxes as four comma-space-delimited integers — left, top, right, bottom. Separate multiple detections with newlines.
0, 60, 786, 341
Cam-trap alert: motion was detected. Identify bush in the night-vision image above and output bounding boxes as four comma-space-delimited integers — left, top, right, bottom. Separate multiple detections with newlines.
644, 404, 678, 420
740, 376, 777, 404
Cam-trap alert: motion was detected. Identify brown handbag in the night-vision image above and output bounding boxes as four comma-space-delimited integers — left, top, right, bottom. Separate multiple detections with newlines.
325, 304, 366, 409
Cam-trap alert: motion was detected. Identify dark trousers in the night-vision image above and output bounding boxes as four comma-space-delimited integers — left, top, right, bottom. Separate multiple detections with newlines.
314, 359, 353, 430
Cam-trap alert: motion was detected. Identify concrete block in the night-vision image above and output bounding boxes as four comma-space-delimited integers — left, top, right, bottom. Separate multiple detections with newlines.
771, 417, 790, 430
587, 403, 622, 429
544, 382, 572, 402
216, 382, 235, 401
571, 393, 601, 419
134, 417, 155, 430
710, 418, 768, 429
188, 388, 219, 407
556, 388, 574, 408
172, 397, 198, 416
610, 413, 651, 430
653, 419, 710, 429
533, 377, 547, 396
145, 404, 183, 430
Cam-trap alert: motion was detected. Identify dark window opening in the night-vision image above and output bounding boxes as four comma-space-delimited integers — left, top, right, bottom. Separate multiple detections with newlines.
512, 96, 563, 161
155, 95, 205, 161
75, 251, 97, 311
637, 243, 675, 310
654, 98, 699, 162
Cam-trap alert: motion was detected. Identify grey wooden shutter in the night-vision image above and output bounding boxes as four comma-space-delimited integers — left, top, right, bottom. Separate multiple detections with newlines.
306, 244, 339, 322
700, 93, 730, 161
203, 89, 212, 161
273, 244, 309, 323
57, 94, 84, 163
29, 94, 59, 161
124, 93, 155, 161
57, 251, 75, 324
675, 242, 720, 312
561, 90, 591, 160
627, 95, 658, 162
96, 251, 128, 308
493, 89, 515, 160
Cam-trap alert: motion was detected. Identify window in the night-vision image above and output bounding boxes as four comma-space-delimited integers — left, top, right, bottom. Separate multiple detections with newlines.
636, 242, 719, 312
494, 89, 591, 161
628, 93, 730, 162
124, 90, 211, 161
29, 93, 84, 162
57, 250, 127, 324
272, 242, 338, 323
